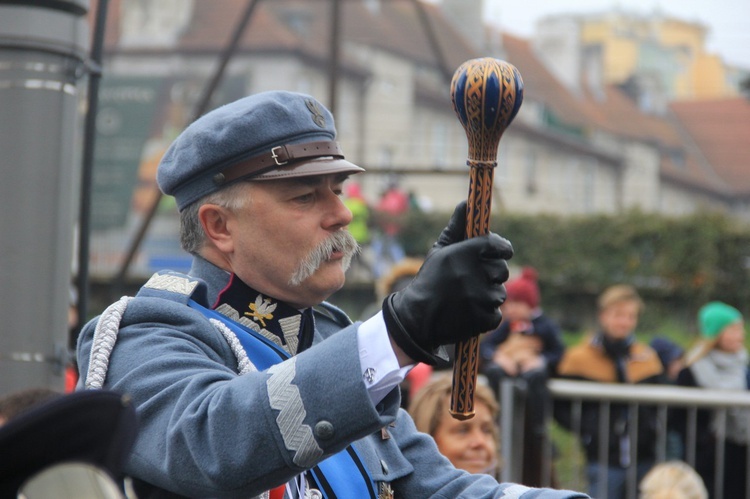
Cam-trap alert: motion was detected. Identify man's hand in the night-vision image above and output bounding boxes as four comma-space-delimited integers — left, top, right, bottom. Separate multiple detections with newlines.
382, 202, 513, 365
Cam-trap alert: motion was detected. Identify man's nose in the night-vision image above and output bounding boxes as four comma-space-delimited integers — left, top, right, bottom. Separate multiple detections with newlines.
324, 191, 353, 229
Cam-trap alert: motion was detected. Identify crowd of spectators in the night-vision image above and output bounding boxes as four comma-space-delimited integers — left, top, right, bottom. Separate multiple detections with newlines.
472, 271, 746, 499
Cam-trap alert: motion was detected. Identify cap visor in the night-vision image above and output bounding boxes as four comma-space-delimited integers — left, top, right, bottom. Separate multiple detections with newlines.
253, 157, 364, 180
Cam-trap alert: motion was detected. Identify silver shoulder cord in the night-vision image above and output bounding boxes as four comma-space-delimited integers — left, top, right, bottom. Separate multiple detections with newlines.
82, 297, 323, 499
85, 296, 133, 390
84, 297, 255, 388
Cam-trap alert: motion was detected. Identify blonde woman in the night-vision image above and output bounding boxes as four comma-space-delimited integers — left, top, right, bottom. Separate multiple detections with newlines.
408, 374, 501, 477
675, 301, 749, 498
638, 460, 707, 499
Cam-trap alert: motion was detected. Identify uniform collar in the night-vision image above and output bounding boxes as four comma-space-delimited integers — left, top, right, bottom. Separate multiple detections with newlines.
212, 272, 315, 355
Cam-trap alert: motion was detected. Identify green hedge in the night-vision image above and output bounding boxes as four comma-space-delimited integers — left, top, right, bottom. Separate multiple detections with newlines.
398, 208, 750, 335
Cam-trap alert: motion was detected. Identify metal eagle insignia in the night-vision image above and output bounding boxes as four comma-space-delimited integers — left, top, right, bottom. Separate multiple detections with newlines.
305, 99, 326, 128
379, 482, 394, 499
244, 294, 276, 327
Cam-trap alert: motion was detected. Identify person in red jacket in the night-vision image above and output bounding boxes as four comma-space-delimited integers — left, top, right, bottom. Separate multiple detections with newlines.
479, 266, 565, 487
371, 180, 408, 277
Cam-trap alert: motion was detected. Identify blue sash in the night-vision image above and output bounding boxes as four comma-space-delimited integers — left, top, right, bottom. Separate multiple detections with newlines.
189, 301, 378, 499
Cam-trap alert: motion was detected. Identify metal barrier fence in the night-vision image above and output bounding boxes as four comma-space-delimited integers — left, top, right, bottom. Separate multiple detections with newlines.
498, 378, 750, 499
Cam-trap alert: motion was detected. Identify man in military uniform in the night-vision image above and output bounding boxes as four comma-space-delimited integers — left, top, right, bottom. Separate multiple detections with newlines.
77, 91, 588, 498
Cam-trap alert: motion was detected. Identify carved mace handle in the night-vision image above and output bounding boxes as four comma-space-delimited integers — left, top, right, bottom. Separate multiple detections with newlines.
449, 57, 524, 420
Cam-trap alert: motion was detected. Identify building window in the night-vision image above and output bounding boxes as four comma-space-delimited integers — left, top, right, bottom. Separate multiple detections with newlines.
525, 149, 537, 195
583, 158, 597, 213
120, 0, 194, 47
563, 158, 579, 208
282, 10, 312, 38
378, 146, 394, 168
431, 121, 448, 168
669, 149, 685, 170
497, 143, 510, 182
364, 0, 381, 14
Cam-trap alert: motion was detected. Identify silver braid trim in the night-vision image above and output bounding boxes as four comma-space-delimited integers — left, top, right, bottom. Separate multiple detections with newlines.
85, 296, 133, 390
267, 359, 323, 467
143, 273, 199, 295
500, 484, 533, 497
209, 318, 256, 375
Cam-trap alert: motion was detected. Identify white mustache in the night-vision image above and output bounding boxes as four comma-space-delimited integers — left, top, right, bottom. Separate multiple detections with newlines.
288, 230, 360, 286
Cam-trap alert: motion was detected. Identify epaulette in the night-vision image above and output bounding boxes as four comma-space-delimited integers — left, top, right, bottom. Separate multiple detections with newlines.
85, 272, 209, 390
136, 271, 209, 306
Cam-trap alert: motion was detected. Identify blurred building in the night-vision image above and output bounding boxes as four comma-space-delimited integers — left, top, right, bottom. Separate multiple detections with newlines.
86, 0, 750, 281
535, 8, 741, 106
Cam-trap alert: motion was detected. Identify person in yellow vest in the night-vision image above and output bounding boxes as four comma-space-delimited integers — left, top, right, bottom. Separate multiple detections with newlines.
342, 181, 372, 280
342, 181, 370, 244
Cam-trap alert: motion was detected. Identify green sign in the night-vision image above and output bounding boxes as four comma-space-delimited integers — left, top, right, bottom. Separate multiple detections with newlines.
91, 77, 163, 230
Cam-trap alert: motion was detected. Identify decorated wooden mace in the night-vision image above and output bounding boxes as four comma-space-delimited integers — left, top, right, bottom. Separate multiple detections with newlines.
449, 57, 524, 420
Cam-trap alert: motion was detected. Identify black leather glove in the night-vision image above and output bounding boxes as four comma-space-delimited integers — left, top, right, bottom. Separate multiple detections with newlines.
382, 202, 513, 365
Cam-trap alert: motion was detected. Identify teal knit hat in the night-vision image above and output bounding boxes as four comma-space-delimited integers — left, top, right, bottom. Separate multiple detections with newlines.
698, 301, 743, 339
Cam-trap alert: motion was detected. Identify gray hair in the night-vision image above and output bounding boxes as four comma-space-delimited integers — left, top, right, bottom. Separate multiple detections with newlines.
179, 182, 250, 254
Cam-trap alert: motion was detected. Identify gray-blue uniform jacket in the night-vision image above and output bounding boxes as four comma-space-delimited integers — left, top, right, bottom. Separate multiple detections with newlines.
77, 257, 588, 498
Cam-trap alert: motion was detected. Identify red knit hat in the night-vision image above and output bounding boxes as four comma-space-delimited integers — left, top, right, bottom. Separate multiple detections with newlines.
505, 267, 540, 309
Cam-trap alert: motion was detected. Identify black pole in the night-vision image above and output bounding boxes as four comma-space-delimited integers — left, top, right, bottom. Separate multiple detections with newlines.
410, 0, 453, 84
327, 0, 341, 116
74, 0, 109, 346
111, 0, 262, 297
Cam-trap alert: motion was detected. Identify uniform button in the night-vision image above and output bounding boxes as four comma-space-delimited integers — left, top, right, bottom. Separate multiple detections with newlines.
314, 420, 335, 440
380, 459, 389, 475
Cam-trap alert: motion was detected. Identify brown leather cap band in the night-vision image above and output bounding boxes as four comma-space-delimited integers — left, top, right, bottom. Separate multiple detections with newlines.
212, 140, 344, 185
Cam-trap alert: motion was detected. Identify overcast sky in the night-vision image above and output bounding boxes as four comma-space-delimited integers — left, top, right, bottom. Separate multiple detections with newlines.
483, 0, 750, 69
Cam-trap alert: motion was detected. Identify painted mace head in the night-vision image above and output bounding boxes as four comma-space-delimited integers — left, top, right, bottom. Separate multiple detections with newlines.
450, 58, 524, 167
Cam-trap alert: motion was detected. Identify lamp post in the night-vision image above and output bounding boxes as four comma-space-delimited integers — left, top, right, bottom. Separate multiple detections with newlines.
0, 0, 89, 394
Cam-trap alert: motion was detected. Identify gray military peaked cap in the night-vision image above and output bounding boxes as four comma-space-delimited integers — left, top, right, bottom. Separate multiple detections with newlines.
157, 90, 364, 211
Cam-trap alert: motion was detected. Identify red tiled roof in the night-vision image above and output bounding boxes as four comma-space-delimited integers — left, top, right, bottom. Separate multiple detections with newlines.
501, 33, 593, 129
659, 153, 727, 195
501, 34, 682, 147
180, 2, 304, 53
670, 98, 750, 195
589, 86, 682, 148
501, 33, 732, 196
96, 0, 476, 72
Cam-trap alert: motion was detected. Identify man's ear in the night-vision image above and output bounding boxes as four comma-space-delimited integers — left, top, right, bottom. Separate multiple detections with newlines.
198, 204, 234, 253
